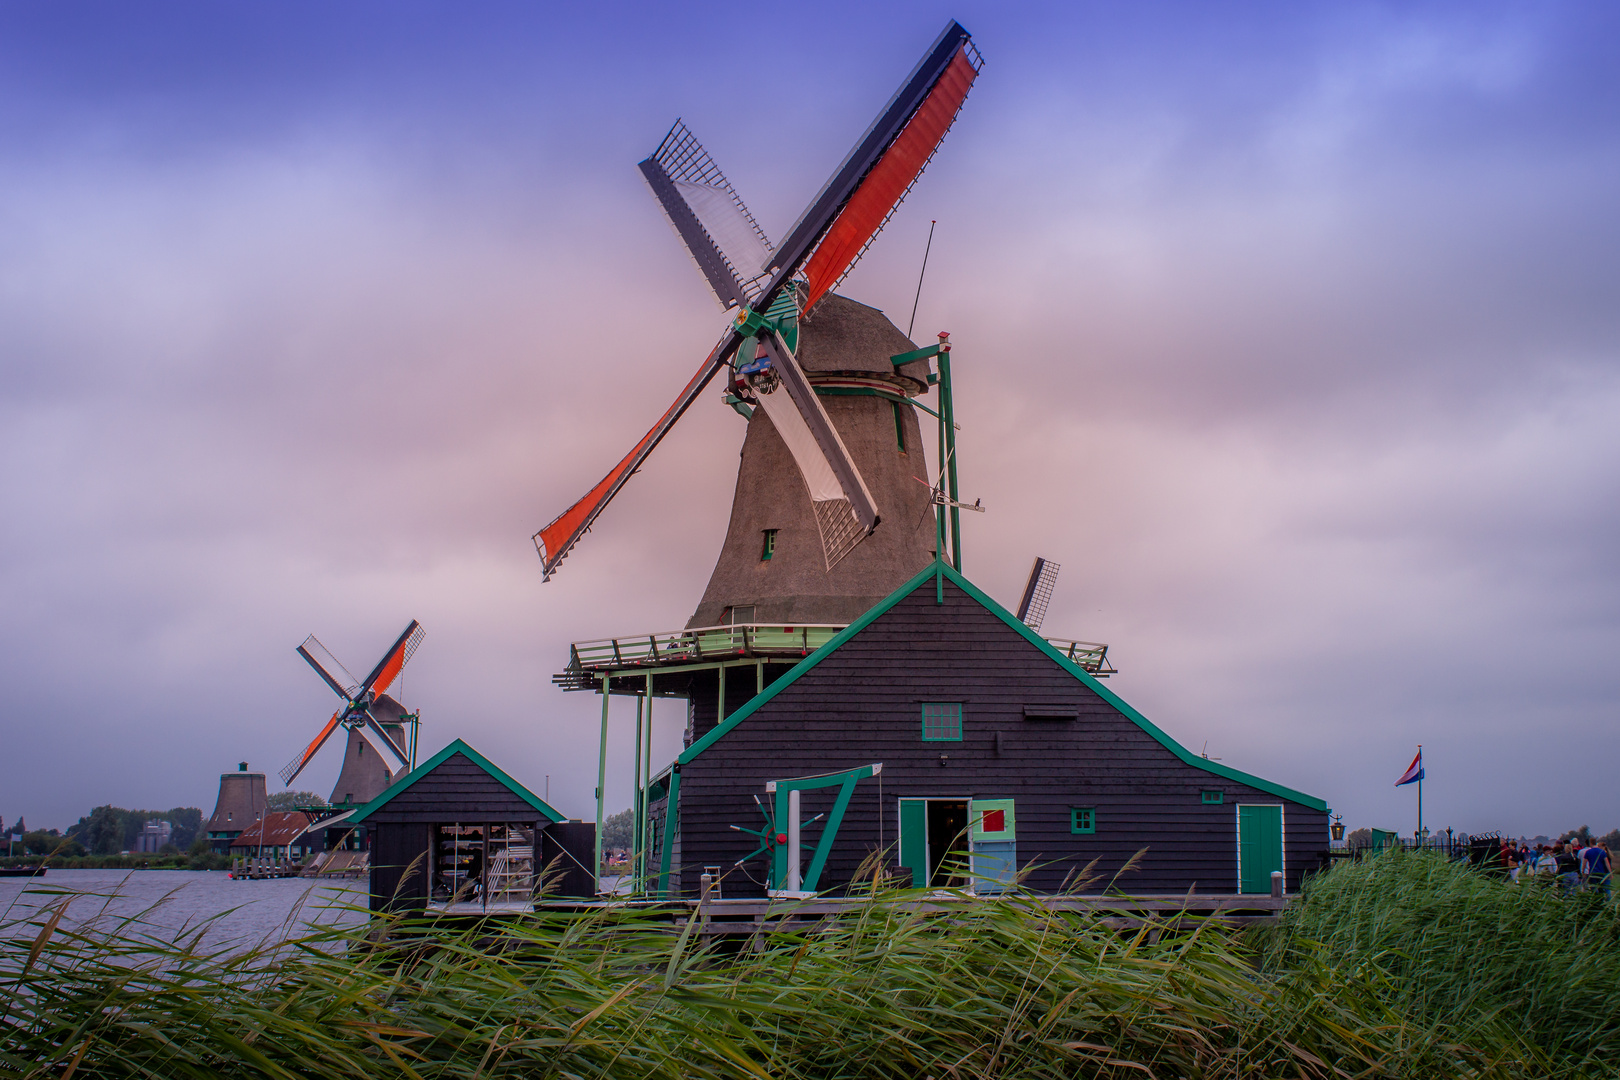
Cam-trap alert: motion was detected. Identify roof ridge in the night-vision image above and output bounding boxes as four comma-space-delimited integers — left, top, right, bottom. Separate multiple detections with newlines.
679, 559, 1325, 811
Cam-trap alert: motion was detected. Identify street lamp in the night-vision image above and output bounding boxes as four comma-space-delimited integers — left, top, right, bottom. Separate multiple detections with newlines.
1330, 813, 1345, 844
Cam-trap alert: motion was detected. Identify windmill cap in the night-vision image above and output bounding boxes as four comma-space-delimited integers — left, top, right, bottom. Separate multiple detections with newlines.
238, 762, 248, 771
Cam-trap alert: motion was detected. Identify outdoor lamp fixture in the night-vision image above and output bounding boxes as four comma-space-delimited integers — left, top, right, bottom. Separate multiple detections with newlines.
1330, 814, 1345, 843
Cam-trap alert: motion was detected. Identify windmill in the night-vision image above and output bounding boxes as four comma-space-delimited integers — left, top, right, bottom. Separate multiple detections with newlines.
533, 20, 983, 612
281, 621, 424, 807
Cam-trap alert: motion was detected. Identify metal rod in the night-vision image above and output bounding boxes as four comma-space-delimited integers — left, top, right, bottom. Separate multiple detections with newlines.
595, 676, 608, 894
907, 220, 937, 339
787, 788, 802, 893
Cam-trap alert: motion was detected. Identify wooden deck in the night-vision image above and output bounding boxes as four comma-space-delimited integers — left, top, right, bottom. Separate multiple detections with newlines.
538, 892, 1290, 937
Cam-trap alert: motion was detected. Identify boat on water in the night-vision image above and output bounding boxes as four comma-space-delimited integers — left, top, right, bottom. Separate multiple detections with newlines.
0, 866, 46, 878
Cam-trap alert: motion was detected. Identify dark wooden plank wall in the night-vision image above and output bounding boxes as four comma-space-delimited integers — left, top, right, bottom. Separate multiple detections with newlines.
371, 821, 430, 911
363, 755, 543, 824
676, 579, 1328, 897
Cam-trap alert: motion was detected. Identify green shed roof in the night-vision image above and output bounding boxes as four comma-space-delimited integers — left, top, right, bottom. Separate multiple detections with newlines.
348, 738, 564, 824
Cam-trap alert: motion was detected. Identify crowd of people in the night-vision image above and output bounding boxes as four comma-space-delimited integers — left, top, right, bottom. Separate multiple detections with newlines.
1500, 838, 1612, 897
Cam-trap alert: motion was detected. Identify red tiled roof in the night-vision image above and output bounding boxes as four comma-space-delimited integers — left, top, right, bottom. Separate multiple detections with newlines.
229, 811, 312, 848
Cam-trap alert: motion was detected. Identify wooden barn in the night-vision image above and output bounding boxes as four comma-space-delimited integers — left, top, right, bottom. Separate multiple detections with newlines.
634, 562, 1328, 899
348, 739, 594, 911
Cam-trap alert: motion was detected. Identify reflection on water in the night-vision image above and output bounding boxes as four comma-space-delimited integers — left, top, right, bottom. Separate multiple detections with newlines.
0, 869, 367, 947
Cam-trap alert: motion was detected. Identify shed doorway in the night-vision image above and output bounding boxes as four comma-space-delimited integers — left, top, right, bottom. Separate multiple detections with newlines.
898, 798, 970, 888
1237, 804, 1284, 894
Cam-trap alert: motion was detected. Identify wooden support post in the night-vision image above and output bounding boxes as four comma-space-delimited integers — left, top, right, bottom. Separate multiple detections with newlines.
757, 659, 764, 695
595, 675, 608, 894
642, 672, 654, 886
718, 662, 726, 727
631, 691, 643, 892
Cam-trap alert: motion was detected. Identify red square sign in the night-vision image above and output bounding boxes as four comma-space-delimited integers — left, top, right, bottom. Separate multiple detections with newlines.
982, 809, 1005, 833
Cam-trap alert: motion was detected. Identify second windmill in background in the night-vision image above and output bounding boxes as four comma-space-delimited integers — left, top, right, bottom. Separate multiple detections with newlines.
1016, 557, 1115, 677
282, 621, 424, 807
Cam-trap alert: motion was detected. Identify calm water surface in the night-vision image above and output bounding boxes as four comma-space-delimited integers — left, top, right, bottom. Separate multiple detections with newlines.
0, 869, 366, 946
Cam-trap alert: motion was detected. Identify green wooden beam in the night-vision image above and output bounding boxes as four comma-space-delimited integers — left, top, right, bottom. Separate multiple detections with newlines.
890, 343, 942, 365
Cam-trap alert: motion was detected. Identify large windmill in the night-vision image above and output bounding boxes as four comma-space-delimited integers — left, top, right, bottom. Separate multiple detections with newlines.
533, 21, 983, 625
281, 621, 424, 807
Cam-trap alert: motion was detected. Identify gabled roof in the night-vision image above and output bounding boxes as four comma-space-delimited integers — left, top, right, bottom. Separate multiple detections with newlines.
229, 811, 312, 847
348, 738, 564, 824
680, 560, 1327, 812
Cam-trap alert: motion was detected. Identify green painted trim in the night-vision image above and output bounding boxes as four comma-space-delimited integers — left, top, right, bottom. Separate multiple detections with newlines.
657, 768, 680, 897
1202, 789, 1225, 805
891, 343, 942, 365
349, 738, 564, 824
815, 385, 942, 420
1071, 807, 1096, 834
677, 562, 943, 765
677, 562, 1327, 812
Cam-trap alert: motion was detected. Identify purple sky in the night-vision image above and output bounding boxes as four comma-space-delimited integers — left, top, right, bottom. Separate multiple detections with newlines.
3, 2, 1617, 839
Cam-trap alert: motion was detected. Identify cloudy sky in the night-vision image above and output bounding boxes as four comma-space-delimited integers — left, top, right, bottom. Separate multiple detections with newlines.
3, 2, 1616, 839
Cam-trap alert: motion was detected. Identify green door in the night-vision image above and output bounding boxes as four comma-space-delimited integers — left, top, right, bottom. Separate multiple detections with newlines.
1238, 804, 1284, 894
899, 799, 928, 887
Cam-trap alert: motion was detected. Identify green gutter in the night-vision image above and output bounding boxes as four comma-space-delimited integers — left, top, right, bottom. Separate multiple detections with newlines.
349, 738, 565, 824
679, 562, 1326, 812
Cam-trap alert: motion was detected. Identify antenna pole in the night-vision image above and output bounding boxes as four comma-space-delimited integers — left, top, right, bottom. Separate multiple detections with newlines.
907, 220, 937, 339
938, 334, 962, 571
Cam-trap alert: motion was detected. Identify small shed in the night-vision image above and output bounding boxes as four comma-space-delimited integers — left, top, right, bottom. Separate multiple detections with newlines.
349, 739, 582, 912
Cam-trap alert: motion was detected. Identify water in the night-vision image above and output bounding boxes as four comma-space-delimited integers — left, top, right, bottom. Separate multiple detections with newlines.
0, 869, 367, 948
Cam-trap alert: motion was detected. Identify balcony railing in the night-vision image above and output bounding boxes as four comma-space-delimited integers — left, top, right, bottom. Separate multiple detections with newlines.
556, 623, 1116, 689
1043, 638, 1115, 677
554, 623, 847, 689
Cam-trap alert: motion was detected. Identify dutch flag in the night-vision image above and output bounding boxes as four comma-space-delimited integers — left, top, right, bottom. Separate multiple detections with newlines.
1395, 748, 1424, 787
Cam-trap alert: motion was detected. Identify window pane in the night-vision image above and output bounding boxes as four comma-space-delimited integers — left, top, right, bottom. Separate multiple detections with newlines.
921, 702, 962, 741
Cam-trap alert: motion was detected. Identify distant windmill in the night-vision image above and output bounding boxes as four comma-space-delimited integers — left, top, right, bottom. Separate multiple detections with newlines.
1015, 558, 1116, 677
282, 621, 423, 807
533, 21, 983, 591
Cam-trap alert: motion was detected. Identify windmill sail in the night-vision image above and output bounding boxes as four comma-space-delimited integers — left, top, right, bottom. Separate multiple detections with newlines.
1016, 557, 1060, 630
751, 331, 878, 568
640, 122, 775, 309
768, 21, 982, 312
281, 708, 343, 786
534, 329, 740, 579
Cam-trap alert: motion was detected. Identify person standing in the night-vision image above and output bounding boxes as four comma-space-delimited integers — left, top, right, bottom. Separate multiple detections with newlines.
1555, 843, 1581, 895
1584, 842, 1612, 901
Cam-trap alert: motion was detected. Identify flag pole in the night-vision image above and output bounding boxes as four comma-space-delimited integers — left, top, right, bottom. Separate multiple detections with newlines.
1416, 744, 1423, 843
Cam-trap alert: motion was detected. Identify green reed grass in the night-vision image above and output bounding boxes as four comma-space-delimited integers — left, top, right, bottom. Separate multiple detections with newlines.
1258, 849, 1620, 1077
3, 857, 1609, 1079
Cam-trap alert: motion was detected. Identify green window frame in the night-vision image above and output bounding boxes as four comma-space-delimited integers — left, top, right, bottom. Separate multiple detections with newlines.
761, 530, 777, 561
1201, 789, 1224, 805
920, 702, 962, 741
1071, 807, 1096, 834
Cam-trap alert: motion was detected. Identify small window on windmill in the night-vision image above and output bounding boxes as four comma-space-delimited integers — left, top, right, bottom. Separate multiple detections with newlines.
891, 401, 906, 452
724, 606, 755, 625
761, 530, 777, 561
1071, 807, 1096, 834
